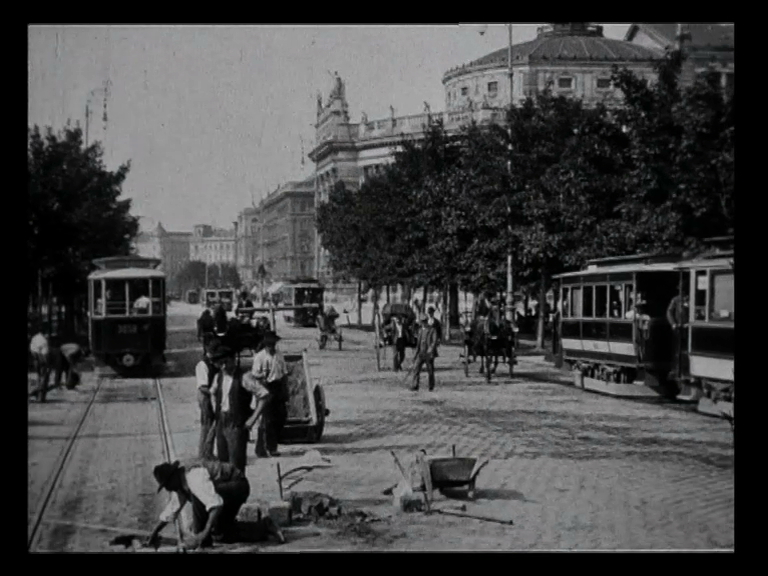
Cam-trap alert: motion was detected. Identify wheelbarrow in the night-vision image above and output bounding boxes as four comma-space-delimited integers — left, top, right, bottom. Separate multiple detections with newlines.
426, 446, 489, 502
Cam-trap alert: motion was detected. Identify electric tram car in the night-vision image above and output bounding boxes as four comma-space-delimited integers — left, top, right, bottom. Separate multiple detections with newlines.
87, 256, 167, 372
553, 237, 734, 414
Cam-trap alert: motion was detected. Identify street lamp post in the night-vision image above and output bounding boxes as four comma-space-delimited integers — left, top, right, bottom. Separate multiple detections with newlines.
505, 23, 515, 324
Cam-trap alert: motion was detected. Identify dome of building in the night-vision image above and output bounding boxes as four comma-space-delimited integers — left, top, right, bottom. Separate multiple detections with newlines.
442, 23, 663, 111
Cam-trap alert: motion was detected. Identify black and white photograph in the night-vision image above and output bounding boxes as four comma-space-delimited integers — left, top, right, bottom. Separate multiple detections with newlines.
27, 23, 734, 552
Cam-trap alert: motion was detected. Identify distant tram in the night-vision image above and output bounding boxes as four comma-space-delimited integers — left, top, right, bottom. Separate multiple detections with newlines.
87, 256, 167, 373
276, 279, 324, 327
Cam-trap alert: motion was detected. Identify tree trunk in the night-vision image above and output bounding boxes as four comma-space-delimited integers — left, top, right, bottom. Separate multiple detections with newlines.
537, 274, 547, 350
442, 284, 449, 342
372, 287, 380, 328
422, 286, 427, 311
357, 282, 363, 326
386, 285, 390, 304
449, 283, 459, 329
403, 284, 411, 304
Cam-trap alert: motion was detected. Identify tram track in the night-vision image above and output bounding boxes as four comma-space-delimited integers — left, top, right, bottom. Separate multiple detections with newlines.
28, 375, 183, 553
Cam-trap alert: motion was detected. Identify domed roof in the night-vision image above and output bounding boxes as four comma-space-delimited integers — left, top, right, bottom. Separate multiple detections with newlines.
444, 23, 661, 82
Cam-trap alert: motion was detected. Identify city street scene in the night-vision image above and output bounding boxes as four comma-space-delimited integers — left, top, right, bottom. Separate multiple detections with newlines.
28, 23, 734, 553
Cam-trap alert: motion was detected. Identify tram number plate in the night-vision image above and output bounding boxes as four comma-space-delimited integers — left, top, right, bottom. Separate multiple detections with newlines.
118, 324, 138, 334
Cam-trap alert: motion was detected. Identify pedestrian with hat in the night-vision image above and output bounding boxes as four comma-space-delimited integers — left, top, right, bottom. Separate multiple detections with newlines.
145, 458, 254, 550
410, 313, 439, 392
210, 344, 253, 472
243, 331, 288, 457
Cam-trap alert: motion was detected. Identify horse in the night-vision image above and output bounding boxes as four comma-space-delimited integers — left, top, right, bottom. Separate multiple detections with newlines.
468, 307, 515, 382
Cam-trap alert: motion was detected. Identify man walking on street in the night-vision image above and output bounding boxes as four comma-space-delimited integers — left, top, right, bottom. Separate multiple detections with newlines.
391, 315, 406, 372
427, 306, 443, 345
214, 347, 253, 472
411, 313, 439, 392
243, 332, 288, 457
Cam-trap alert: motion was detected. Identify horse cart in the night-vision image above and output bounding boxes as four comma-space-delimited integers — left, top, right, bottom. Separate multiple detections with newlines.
317, 306, 342, 350
280, 351, 329, 444
462, 306, 517, 382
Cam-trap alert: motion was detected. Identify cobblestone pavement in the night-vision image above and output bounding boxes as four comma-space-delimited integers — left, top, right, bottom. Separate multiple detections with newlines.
161, 315, 734, 551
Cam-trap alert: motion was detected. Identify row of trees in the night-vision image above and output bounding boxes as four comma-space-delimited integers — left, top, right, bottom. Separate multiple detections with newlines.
28, 125, 139, 336
316, 51, 734, 346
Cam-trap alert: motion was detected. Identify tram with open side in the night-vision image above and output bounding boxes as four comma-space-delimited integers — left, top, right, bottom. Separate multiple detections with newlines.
87, 256, 167, 373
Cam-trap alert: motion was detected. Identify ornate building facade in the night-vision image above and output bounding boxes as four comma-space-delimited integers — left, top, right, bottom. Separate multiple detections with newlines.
189, 224, 236, 266
235, 179, 316, 292
308, 22, 734, 292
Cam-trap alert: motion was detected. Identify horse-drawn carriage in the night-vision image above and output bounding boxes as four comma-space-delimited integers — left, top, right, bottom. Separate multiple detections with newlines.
316, 305, 343, 350
462, 302, 517, 382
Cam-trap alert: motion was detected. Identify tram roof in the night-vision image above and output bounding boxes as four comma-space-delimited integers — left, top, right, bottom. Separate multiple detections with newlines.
555, 261, 679, 279
88, 267, 166, 280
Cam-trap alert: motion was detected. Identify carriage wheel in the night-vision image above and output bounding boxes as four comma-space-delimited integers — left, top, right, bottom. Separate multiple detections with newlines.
319, 334, 327, 350
463, 343, 469, 377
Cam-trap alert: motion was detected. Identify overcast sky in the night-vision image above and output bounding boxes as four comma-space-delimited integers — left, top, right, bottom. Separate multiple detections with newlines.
28, 24, 631, 232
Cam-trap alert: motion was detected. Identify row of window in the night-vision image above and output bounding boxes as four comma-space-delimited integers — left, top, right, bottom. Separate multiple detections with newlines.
92, 279, 165, 317
449, 76, 613, 104
561, 271, 735, 323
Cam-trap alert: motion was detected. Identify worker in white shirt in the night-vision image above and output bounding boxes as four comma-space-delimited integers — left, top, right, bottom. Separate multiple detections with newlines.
391, 315, 407, 371
146, 459, 259, 550
242, 332, 288, 458
29, 328, 52, 402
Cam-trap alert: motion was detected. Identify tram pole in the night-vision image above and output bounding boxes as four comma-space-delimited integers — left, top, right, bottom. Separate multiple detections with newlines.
505, 23, 515, 324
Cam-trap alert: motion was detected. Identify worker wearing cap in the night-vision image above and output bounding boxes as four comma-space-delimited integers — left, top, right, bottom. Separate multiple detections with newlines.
243, 331, 287, 457
411, 313, 439, 391
146, 458, 257, 550
211, 346, 253, 472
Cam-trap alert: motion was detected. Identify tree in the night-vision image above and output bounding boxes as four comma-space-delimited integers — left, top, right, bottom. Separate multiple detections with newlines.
610, 50, 734, 254
28, 124, 138, 335
176, 260, 241, 293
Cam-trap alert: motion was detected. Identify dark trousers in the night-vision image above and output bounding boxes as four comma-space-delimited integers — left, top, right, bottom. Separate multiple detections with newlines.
53, 349, 82, 389
393, 338, 406, 371
198, 390, 217, 460
255, 381, 288, 455
32, 352, 52, 402
411, 353, 435, 390
216, 413, 249, 473
190, 477, 250, 538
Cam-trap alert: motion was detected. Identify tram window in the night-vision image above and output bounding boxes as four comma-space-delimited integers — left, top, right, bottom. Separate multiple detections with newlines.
571, 286, 582, 317
105, 280, 128, 316
709, 271, 734, 322
595, 285, 608, 318
583, 286, 594, 318
609, 284, 623, 318
694, 270, 708, 320
129, 279, 151, 315
562, 287, 570, 318
92, 281, 104, 316
151, 279, 164, 315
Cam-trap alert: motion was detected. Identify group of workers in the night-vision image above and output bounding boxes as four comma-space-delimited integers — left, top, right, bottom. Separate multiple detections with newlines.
384, 305, 442, 391
147, 293, 289, 550
28, 324, 85, 403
